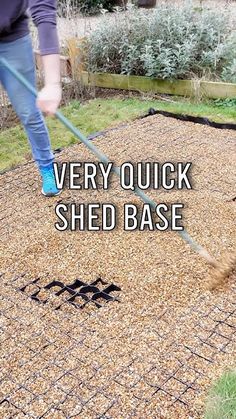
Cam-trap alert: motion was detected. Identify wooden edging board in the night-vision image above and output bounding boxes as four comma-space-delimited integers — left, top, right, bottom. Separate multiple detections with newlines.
80, 71, 236, 99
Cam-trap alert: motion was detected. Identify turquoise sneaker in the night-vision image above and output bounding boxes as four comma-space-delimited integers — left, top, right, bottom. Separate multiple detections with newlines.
40, 164, 61, 197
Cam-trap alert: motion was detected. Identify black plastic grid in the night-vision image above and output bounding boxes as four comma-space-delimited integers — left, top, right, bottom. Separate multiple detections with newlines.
19, 277, 121, 311
1, 271, 236, 417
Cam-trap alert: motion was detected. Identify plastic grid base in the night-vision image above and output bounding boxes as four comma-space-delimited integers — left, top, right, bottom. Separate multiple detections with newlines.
19, 277, 121, 311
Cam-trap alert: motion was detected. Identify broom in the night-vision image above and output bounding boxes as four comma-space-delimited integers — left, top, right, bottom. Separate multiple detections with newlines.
1, 57, 235, 290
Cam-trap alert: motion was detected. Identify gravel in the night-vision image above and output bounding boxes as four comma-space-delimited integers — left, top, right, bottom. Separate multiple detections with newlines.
0, 114, 235, 418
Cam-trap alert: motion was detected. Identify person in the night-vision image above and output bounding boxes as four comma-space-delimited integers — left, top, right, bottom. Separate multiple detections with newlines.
0, 1, 62, 196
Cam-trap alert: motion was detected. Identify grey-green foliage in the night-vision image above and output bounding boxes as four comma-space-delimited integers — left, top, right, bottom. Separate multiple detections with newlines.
87, 3, 236, 81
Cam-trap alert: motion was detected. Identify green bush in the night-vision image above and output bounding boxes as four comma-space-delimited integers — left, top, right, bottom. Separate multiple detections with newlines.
87, 4, 236, 81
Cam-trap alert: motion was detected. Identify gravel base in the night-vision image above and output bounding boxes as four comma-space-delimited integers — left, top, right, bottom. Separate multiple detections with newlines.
0, 114, 235, 418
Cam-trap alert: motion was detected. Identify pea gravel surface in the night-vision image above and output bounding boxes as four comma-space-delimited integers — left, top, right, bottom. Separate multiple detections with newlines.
0, 114, 236, 418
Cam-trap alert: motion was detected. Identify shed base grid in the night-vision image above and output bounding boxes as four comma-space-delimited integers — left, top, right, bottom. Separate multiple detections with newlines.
17, 277, 121, 311
0, 114, 235, 418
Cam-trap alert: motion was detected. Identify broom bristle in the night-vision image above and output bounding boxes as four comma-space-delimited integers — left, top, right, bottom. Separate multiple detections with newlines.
206, 253, 236, 291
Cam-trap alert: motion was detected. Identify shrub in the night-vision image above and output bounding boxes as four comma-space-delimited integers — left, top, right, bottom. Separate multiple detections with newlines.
87, 3, 236, 81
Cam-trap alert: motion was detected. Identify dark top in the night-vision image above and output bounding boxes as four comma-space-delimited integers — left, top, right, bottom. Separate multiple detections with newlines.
0, 0, 59, 54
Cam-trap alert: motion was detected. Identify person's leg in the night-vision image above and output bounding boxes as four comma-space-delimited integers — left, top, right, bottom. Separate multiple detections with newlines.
0, 35, 54, 168
0, 35, 60, 196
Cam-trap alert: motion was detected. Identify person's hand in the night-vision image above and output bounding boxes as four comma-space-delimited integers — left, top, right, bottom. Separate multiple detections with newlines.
37, 83, 62, 116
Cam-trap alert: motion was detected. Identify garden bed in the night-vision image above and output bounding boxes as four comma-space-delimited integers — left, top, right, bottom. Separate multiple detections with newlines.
83, 2, 236, 99
34, 52, 236, 100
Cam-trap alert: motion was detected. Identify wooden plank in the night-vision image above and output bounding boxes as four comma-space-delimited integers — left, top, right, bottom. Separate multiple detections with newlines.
81, 72, 89, 85
81, 71, 236, 99
34, 51, 71, 78
67, 38, 87, 80
200, 81, 236, 99
83, 72, 197, 96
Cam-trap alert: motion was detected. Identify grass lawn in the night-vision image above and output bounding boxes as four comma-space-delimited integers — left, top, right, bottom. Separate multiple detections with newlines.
1, 96, 236, 172
205, 371, 236, 419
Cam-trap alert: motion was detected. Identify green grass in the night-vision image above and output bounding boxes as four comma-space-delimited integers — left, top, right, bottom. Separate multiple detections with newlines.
205, 371, 236, 419
1, 96, 236, 172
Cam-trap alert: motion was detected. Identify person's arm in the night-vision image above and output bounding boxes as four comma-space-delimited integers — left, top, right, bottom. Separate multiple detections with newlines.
29, 0, 62, 115
37, 54, 61, 116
